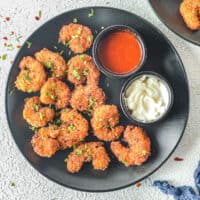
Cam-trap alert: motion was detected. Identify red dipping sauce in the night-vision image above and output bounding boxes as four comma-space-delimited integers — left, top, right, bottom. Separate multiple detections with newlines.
98, 30, 143, 75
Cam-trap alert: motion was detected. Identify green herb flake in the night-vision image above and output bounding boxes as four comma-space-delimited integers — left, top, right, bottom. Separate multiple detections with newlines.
9, 86, 15, 96
55, 119, 62, 125
88, 8, 94, 17
75, 149, 83, 155
44, 62, 53, 70
26, 41, 32, 48
29, 126, 39, 132
10, 181, 15, 187
59, 50, 64, 55
54, 45, 58, 50
68, 124, 75, 131
50, 94, 56, 101
73, 18, 78, 23
38, 10, 42, 18
122, 159, 127, 165
80, 54, 85, 61
51, 82, 56, 90
83, 68, 89, 76
1, 54, 7, 61
68, 50, 72, 56
32, 103, 40, 112
27, 89, 33, 93
64, 158, 68, 163
72, 68, 81, 80
73, 145, 77, 150
23, 71, 31, 83
16, 35, 23, 42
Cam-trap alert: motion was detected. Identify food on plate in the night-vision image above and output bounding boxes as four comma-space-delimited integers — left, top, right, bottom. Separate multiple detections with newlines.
40, 78, 71, 109
124, 74, 170, 123
91, 105, 124, 141
23, 96, 55, 127
35, 48, 67, 79
67, 54, 99, 85
57, 108, 88, 150
66, 142, 110, 173
111, 126, 151, 166
180, 0, 200, 30
59, 23, 93, 53
98, 29, 143, 75
15, 56, 46, 92
70, 84, 105, 115
31, 125, 60, 157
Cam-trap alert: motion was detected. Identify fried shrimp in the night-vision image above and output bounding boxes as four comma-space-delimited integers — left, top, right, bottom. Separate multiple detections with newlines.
66, 142, 110, 173
59, 23, 93, 53
23, 96, 55, 127
40, 78, 71, 109
31, 125, 60, 157
70, 84, 105, 115
180, 0, 200, 30
111, 126, 151, 167
56, 108, 88, 150
35, 48, 67, 79
15, 56, 46, 92
67, 54, 100, 85
91, 105, 124, 141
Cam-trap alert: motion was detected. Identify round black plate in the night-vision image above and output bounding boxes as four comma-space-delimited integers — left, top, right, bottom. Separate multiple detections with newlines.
149, 0, 200, 46
5, 7, 189, 192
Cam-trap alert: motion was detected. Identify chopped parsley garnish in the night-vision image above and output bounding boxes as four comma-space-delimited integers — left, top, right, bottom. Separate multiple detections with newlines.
73, 18, 78, 23
29, 126, 39, 132
32, 103, 40, 111
16, 35, 23, 42
87, 97, 96, 114
51, 82, 56, 90
50, 94, 56, 101
0, 54, 7, 61
72, 69, 81, 80
10, 181, 15, 187
38, 10, 42, 18
75, 149, 83, 155
59, 50, 64, 55
68, 50, 72, 56
23, 71, 31, 83
26, 41, 32, 48
88, 8, 94, 17
44, 62, 53, 71
64, 158, 68, 163
27, 89, 33, 93
83, 68, 89, 76
55, 119, 62, 125
80, 54, 85, 61
122, 159, 127, 165
68, 124, 75, 131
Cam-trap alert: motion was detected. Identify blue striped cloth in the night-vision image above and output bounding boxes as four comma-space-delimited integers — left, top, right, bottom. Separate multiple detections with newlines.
153, 161, 200, 200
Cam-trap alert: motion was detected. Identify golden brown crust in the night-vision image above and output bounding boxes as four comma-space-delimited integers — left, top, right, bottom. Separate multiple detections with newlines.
91, 105, 124, 141
111, 126, 151, 167
59, 23, 93, 53
35, 48, 67, 79
67, 54, 100, 85
40, 78, 71, 109
23, 96, 55, 127
180, 0, 200, 30
15, 56, 46, 92
66, 142, 110, 173
31, 126, 60, 158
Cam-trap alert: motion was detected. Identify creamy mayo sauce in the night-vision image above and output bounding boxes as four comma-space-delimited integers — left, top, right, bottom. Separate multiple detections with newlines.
125, 75, 170, 122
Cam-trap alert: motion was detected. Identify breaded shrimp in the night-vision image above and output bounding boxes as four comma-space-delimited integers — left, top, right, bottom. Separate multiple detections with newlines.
56, 108, 88, 150
59, 23, 93, 53
111, 126, 151, 167
35, 48, 67, 79
40, 78, 71, 109
180, 0, 200, 30
31, 125, 60, 158
66, 142, 110, 173
15, 56, 46, 93
67, 54, 100, 85
70, 84, 105, 115
23, 96, 55, 127
91, 105, 124, 141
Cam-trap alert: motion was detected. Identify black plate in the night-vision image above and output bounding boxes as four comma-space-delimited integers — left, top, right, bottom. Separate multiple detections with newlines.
149, 0, 200, 46
5, 7, 189, 192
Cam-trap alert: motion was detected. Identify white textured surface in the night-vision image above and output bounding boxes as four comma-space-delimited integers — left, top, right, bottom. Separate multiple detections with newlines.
0, 0, 200, 199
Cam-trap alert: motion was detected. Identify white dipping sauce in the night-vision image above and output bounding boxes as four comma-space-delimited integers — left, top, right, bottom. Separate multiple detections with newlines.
125, 75, 170, 122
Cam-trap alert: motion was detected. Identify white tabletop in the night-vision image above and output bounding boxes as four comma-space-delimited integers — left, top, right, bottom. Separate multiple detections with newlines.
0, 0, 200, 199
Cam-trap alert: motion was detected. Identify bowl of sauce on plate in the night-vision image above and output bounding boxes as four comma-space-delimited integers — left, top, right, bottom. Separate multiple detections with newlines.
120, 71, 174, 124
92, 25, 146, 78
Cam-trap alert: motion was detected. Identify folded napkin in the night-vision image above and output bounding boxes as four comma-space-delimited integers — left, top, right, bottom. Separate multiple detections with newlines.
153, 161, 200, 200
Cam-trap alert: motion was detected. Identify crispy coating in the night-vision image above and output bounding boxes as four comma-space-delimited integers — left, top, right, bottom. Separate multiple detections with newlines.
31, 125, 60, 158
111, 126, 151, 167
66, 142, 110, 173
180, 0, 200, 30
35, 48, 67, 79
23, 96, 55, 127
15, 56, 46, 92
91, 105, 124, 141
57, 108, 88, 150
70, 85, 105, 115
67, 54, 100, 85
40, 78, 71, 109
59, 23, 93, 53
